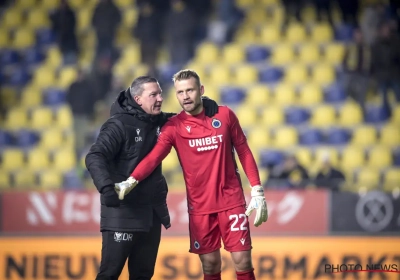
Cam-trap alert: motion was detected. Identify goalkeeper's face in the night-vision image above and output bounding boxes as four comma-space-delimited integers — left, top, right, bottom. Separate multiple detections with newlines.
174, 77, 204, 115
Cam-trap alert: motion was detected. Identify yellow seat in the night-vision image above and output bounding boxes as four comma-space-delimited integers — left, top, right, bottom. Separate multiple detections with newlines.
21, 86, 42, 108
195, 42, 219, 65
58, 67, 78, 89
55, 106, 74, 129
383, 168, 400, 191
162, 150, 179, 173
246, 85, 271, 107
13, 170, 36, 188
298, 44, 320, 64
5, 107, 28, 130
45, 47, 63, 69
1, 149, 25, 171
244, 7, 267, 24
208, 65, 231, 86
39, 170, 63, 189
312, 64, 335, 85
32, 66, 57, 89
311, 23, 333, 43
115, 0, 133, 8
235, 106, 258, 128
351, 125, 377, 147
338, 102, 363, 127
391, 105, 400, 124
15, 0, 36, 10
301, 5, 317, 23
26, 149, 50, 171
234, 65, 258, 85
53, 149, 77, 172
271, 44, 294, 65
357, 168, 380, 191
40, 129, 64, 150
13, 28, 35, 49
367, 146, 392, 169
76, 7, 94, 32
27, 8, 50, 29
284, 64, 308, 84
0, 172, 10, 189
0, 29, 10, 48
324, 43, 345, 65
274, 83, 296, 106
222, 44, 245, 64
2, 8, 23, 28
202, 85, 220, 103
122, 7, 138, 27
236, 0, 255, 9
380, 124, 400, 147
273, 126, 298, 148
31, 107, 54, 129
260, 25, 281, 44
299, 83, 323, 105
234, 26, 257, 43
69, 0, 86, 9
340, 147, 365, 170
40, 0, 60, 11
295, 147, 313, 168
247, 127, 270, 150
315, 147, 340, 167
261, 106, 284, 126
285, 23, 307, 44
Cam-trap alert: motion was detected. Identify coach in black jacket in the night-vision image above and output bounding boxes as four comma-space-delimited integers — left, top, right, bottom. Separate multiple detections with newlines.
85, 76, 218, 280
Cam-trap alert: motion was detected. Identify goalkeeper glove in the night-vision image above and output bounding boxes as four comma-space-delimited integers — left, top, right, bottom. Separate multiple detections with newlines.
245, 185, 268, 227
114, 177, 138, 200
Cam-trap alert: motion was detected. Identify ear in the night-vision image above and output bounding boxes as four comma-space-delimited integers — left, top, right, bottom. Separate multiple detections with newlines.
200, 85, 205, 96
133, 95, 141, 106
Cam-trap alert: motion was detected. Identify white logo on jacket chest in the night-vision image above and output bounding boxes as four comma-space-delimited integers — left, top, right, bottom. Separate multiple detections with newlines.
188, 135, 223, 152
135, 128, 142, 142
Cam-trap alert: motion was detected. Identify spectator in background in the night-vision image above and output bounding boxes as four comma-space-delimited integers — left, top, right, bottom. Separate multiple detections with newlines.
360, 2, 386, 46
213, 0, 244, 44
187, 0, 212, 44
92, 0, 121, 60
50, 0, 78, 65
337, 0, 359, 26
90, 56, 113, 104
314, 0, 333, 26
165, 0, 196, 66
371, 21, 400, 117
66, 69, 96, 156
342, 28, 372, 118
314, 154, 345, 191
282, 0, 304, 25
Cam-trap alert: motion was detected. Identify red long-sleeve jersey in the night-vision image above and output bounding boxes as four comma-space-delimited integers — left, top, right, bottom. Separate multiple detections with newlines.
131, 106, 261, 215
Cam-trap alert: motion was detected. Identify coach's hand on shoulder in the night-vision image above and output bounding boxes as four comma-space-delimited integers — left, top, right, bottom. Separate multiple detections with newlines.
114, 177, 139, 200
202, 96, 219, 117
245, 185, 268, 227
102, 186, 120, 207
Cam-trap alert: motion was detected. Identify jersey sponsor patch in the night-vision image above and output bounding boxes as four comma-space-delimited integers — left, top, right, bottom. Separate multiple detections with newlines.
211, 118, 221, 128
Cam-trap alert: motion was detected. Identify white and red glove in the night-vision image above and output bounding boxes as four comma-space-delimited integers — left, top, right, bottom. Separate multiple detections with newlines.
114, 177, 138, 200
245, 185, 268, 227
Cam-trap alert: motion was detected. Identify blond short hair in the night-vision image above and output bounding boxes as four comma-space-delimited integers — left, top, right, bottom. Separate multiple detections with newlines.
172, 69, 201, 87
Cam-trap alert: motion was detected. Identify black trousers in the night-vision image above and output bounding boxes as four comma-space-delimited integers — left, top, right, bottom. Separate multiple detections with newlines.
96, 222, 162, 280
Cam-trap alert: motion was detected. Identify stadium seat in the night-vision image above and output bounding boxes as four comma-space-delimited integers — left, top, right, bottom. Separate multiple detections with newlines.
312, 64, 335, 85
234, 65, 258, 85
0, 130, 13, 146
24, 47, 45, 66
334, 23, 354, 42
209, 65, 231, 85
298, 44, 320, 64
391, 105, 400, 124
246, 45, 270, 63
273, 127, 298, 148
379, 124, 400, 147
32, 66, 57, 89
383, 168, 400, 191
259, 149, 285, 168
356, 168, 380, 191
36, 28, 56, 46
261, 107, 284, 126
284, 64, 308, 84
27, 149, 50, 171
39, 170, 63, 189
53, 149, 77, 172
311, 23, 333, 43
1, 49, 19, 66
235, 26, 258, 44
58, 67, 78, 89
115, 0, 133, 9
202, 85, 221, 104
258, 66, 284, 83
273, 83, 296, 105
365, 105, 389, 123
122, 7, 138, 28
310, 105, 336, 127
20, 86, 42, 108
40, 0, 60, 11
15, 0, 36, 9
235, 105, 258, 127
338, 102, 363, 127
31, 107, 54, 129
270, 44, 294, 65
324, 82, 346, 103
285, 107, 310, 125
351, 125, 377, 147
44, 88, 67, 106
340, 146, 365, 170
162, 151, 179, 173
222, 44, 245, 64
16, 130, 40, 148
285, 23, 307, 44
326, 127, 351, 145
315, 147, 340, 167
395, 150, 400, 167
0, 29, 10, 48
2, 8, 23, 28
246, 85, 271, 107
5, 107, 28, 130
76, 7, 93, 31
247, 127, 270, 150
55, 106, 73, 129
324, 43, 345, 65
367, 146, 392, 169
299, 83, 323, 105
13, 28, 35, 49
0, 172, 10, 189
244, 7, 266, 23
220, 87, 246, 105
27, 8, 50, 29
195, 42, 219, 64
295, 147, 313, 168
44, 47, 63, 69
13, 170, 36, 188
299, 128, 323, 145
260, 25, 281, 45
1, 149, 25, 170
40, 129, 64, 150
9, 67, 31, 87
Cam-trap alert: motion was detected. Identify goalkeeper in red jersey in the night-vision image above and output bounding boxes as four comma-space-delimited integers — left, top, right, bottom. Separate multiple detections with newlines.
115, 70, 268, 280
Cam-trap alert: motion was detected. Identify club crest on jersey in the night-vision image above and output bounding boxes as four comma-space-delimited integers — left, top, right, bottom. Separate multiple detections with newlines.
211, 118, 221, 128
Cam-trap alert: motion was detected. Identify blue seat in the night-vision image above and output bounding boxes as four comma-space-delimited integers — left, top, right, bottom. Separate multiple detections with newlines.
258, 66, 284, 83
394, 149, 400, 166
260, 150, 285, 168
0, 130, 14, 146
220, 86, 246, 104
246, 45, 271, 63
285, 107, 310, 125
365, 106, 390, 123
158, 64, 181, 85
44, 88, 66, 106
325, 127, 351, 145
63, 171, 83, 189
1, 49, 20, 66
324, 82, 346, 103
299, 128, 323, 145
36, 28, 56, 47
334, 23, 355, 42
9, 67, 31, 86
24, 47, 45, 65
16, 130, 40, 147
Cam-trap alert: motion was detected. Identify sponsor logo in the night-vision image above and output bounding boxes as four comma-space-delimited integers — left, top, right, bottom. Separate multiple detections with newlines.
188, 135, 223, 152
135, 128, 142, 142
186, 126, 191, 133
